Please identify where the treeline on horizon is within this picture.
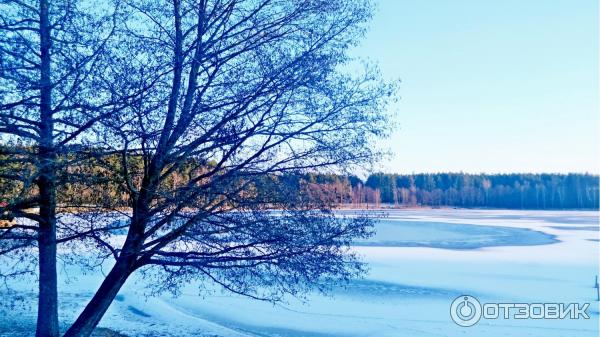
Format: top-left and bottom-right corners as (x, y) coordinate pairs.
(306, 172), (599, 210)
(1, 147), (598, 210)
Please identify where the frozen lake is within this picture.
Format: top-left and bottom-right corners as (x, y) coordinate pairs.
(356, 219), (558, 249)
(1, 209), (598, 336)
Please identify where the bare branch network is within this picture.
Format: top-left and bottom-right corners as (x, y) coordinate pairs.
(0, 1), (395, 336)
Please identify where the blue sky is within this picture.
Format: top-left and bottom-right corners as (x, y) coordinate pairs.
(353, 0), (598, 174)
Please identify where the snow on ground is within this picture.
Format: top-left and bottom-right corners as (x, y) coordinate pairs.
(1, 209), (598, 336)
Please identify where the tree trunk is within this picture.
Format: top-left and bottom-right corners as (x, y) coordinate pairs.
(36, 207), (58, 337)
(63, 259), (133, 337)
(35, 0), (59, 336)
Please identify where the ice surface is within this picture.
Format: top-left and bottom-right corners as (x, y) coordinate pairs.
(1, 209), (598, 337)
(355, 219), (559, 249)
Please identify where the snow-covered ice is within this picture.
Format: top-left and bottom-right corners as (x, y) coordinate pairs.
(1, 209), (598, 336)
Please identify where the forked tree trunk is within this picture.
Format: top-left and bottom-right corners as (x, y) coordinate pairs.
(63, 258), (134, 337)
(35, 0), (59, 336)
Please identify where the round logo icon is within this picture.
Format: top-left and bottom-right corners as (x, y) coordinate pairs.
(450, 295), (482, 327)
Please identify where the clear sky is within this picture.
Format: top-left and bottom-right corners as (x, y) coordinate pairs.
(352, 0), (599, 174)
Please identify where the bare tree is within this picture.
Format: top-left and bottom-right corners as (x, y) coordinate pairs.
(58, 0), (394, 337)
(59, 1), (395, 336)
(1, 0), (394, 335)
(0, 1), (123, 336)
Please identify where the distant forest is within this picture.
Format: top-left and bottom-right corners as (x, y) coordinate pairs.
(2, 149), (598, 210)
(307, 173), (599, 210)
